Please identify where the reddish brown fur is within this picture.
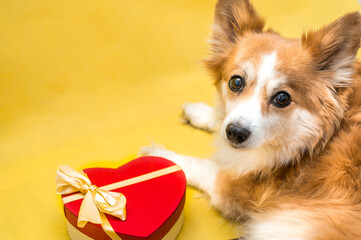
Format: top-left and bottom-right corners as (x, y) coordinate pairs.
(206, 0), (361, 239)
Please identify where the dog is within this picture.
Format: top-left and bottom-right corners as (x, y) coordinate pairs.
(141, 0), (361, 239)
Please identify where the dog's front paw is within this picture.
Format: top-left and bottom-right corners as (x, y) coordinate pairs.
(139, 145), (187, 169)
(182, 102), (215, 132)
(139, 144), (175, 159)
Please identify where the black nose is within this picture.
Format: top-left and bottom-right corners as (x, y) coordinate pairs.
(226, 123), (250, 144)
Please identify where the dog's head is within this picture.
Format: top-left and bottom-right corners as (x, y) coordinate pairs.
(206, 0), (361, 170)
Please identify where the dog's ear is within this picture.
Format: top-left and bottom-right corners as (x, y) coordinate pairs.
(302, 12), (361, 88)
(205, 0), (265, 82)
(213, 0), (265, 44)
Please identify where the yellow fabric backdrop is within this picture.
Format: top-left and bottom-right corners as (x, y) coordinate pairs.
(0, 0), (360, 239)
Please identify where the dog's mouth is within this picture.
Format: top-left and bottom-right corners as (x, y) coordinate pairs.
(228, 141), (247, 149)
(226, 137), (262, 150)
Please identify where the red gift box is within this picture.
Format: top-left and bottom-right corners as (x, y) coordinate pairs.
(56, 156), (187, 240)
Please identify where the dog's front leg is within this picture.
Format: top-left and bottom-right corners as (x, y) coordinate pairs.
(140, 145), (219, 197)
(182, 102), (217, 132)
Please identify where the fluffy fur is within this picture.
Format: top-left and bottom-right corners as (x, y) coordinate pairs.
(141, 1), (361, 239)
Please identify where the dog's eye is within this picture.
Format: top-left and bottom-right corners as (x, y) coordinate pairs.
(272, 91), (291, 108)
(229, 75), (245, 92)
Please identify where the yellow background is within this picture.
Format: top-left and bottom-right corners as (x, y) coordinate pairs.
(0, 0), (360, 239)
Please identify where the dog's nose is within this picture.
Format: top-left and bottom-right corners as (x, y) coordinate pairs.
(226, 123), (250, 144)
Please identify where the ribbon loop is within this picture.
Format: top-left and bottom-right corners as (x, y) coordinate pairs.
(56, 165), (126, 240)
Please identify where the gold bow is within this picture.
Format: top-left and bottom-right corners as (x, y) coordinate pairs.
(56, 165), (126, 240)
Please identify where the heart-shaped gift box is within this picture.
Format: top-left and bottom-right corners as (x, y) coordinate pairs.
(57, 156), (186, 240)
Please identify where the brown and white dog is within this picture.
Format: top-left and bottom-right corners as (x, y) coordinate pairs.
(141, 0), (361, 239)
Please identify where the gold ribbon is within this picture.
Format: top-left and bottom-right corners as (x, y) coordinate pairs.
(56, 164), (182, 240)
(56, 165), (126, 240)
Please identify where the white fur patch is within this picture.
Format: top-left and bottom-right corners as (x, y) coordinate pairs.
(213, 133), (276, 176)
(333, 56), (354, 87)
(245, 209), (316, 240)
(290, 108), (321, 142)
(257, 52), (277, 87)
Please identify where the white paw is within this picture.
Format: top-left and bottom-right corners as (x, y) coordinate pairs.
(139, 145), (175, 159)
(182, 102), (215, 131)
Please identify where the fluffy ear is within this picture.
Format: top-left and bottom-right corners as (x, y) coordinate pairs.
(213, 0), (265, 44)
(302, 12), (361, 87)
(205, 0), (265, 81)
